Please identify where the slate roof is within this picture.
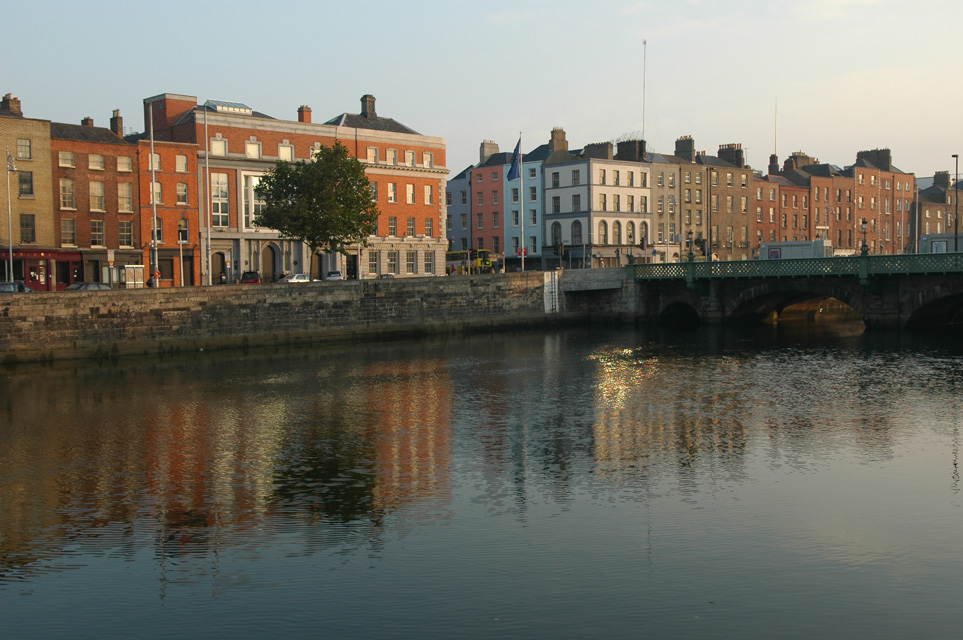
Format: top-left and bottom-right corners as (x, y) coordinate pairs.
(323, 112), (420, 135)
(451, 165), (473, 181)
(478, 151), (514, 168)
(694, 155), (736, 168)
(51, 122), (130, 145)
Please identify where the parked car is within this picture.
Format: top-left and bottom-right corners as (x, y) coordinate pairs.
(240, 271), (262, 284)
(376, 273), (395, 279)
(64, 282), (112, 292)
(279, 273), (311, 283)
(324, 271), (344, 281)
(0, 280), (35, 293)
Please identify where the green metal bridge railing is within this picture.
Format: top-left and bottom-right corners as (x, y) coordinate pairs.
(627, 253), (963, 286)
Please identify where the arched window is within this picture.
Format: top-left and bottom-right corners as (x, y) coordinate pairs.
(627, 222), (635, 245)
(177, 217), (189, 243)
(552, 222), (562, 246)
(612, 221), (621, 245)
(598, 221), (608, 245)
(572, 220), (583, 245)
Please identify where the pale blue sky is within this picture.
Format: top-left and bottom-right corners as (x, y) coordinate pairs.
(6, 0), (961, 179)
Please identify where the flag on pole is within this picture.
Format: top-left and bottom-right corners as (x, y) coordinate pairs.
(506, 138), (521, 181)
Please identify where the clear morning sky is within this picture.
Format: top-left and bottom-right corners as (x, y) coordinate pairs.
(5, 0), (961, 180)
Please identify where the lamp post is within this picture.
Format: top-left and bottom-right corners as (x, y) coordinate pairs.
(5, 148), (15, 283)
(953, 153), (959, 253)
(178, 214), (188, 286)
(860, 218), (869, 256)
(687, 230), (694, 262)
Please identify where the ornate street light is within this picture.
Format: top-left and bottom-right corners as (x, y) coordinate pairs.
(687, 230), (694, 262)
(860, 218), (869, 255)
(953, 154), (959, 253)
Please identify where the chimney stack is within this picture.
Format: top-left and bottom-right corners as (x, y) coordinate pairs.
(675, 136), (695, 162)
(298, 105), (312, 123)
(769, 154), (780, 176)
(549, 127), (568, 154)
(935, 171), (951, 189)
(81, 116), (94, 127)
(479, 140), (499, 164)
(110, 109), (123, 136)
(2, 93), (23, 116)
(361, 94), (376, 119)
(718, 143), (746, 168)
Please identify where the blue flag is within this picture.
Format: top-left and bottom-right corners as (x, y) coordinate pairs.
(506, 138), (521, 181)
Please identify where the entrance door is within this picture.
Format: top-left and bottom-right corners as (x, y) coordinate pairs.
(261, 245), (277, 282)
(213, 252), (226, 284)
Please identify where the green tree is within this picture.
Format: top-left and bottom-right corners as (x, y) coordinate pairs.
(254, 142), (380, 267)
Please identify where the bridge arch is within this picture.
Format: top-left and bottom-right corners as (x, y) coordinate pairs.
(724, 280), (863, 325)
(903, 283), (963, 329)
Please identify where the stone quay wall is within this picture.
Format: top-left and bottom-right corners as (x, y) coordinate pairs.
(0, 272), (605, 364)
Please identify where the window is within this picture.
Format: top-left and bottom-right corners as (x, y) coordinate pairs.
(614, 170), (621, 186)
(367, 147), (379, 163)
(245, 141), (261, 159)
(62, 218), (76, 246)
(406, 151), (415, 167)
(178, 218), (189, 243)
(460, 213), (467, 230)
(368, 251), (380, 275)
(60, 178), (75, 208)
(406, 184), (415, 204)
(668, 174), (675, 188)
(152, 181), (162, 205)
(177, 183), (188, 205)
(406, 251), (417, 274)
(695, 172), (701, 185)
(512, 210), (520, 226)
(530, 186), (536, 201)
(119, 220), (133, 248)
(425, 185), (433, 204)
(150, 153), (161, 171)
(573, 194), (581, 211)
(423, 152), (433, 168)
(371, 182), (378, 203)
(476, 213), (483, 229)
(741, 196), (748, 213)
(629, 172), (635, 187)
(477, 191), (483, 206)
(492, 191), (499, 205)
(59, 151), (75, 167)
(17, 139), (31, 160)
(598, 221), (608, 244)
(278, 145), (294, 162)
(211, 173), (229, 226)
(388, 183), (397, 203)
(461, 191), (467, 205)
(509, 187), (518, 203)
(572, 220), (583, 244)
(424, 251), (434, 274)
(600, 193), (607, 211)
(117, 156), (132, 172)
(529, 168), (536, 179)
(242, 176), (265, 227)
(18, 171), (33, 197)
(90, 181), (105, 210)
(726, 172), (733, 187)
(493, 236), (500, 254)
(657, 172), (664, 187)
(407, 217), (416, 236)
(388, 149), (398, 165)
(152, 217), (163, 244)
(118, 182), (133, 211)
(552, 172), (560, 188)
(91, 220), (105, 247)
(388, 216), (398, 236)
(600, 169), (606, 185)
(176, 155), (188, 172)
(425, 218), (434, 238)
(446, 191), (451, 206)
(389, 251), (399, 274)
(627, 195), (634, 211)
(20, 214), (36, 244)
(492, 213), (499, 228)
(530, 209), (537, 226)
(475, 172), (482, 182)
(572, 170), (580, 185)
(89, 154), (104, 170)
(627, 222), (635, 245)
(685, 188), (691, 203)
(612, 221), (622, 244)
(552, 196), (560, 214)
(741, 174), (748, 188)
(211, 138), (227, 156)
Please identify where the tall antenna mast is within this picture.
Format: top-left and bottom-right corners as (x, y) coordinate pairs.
(642, 40), (647, 143)
(774, 97), (778, 156)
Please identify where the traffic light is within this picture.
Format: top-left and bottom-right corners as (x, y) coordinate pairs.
(553, 242), (565, 257)
(639, 237), (647, 251)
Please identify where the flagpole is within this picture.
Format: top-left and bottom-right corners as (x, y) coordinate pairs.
(519, 132), (525, 273)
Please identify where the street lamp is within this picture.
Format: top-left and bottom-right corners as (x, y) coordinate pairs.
(687, 230), (694, 262)
(953, 154), (959, 253)
(178, 214), (188, 286)
(860, 218), (869, 255)
(5, 148), (15, 283)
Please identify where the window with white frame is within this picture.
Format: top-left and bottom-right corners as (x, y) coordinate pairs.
(529, 168), (536, 179)
(19, 214), (36, 244)
(59, 151), (74, 167)
(243, 175), (265, 228)
(117, 156), (132, 172)
(152, 181), (162, 205)
(150, 153), (161, 171)
(211, 173), (229, 226)
(89, 181), (105, 211)
(424, 251), (434, 274)
(89, 154), (104, 170)
(245, 141), (261, 159)
(388, 216), (397, 235)
(91, 220), (105, 247)
(406, 251), (417, 274)
(387, 149), (398, 165)
(388, 251), (399, 274)
(406, 184), (415, 204)
(530, 209), (536, 226)
(407, 217), (416, 236)
(60, 178), (75, 208)
(177, 183), (188, 205)
(422, 152), (433, 168)
(62, 218), (76, 246)
(367, 147), (379, 163)
(17, 139), (31, 160)
(119, 220), (133, 248)
(425, 218), (434, 238)
(211, 137), (227, 156)
(405, 151), (415, 167)
(279, 144), (294, 162)
(388, 183), (397, 203)
(368, 250), (380, 275)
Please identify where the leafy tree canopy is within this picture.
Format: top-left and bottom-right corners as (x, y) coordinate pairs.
(254, 142), (380, 256)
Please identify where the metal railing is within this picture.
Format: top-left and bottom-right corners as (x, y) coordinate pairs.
(627, 253), (963, 282)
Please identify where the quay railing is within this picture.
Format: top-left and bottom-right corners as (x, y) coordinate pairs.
(627, 253), (963, 285)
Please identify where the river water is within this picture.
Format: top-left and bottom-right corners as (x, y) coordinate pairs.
(2, 323), (963, 638)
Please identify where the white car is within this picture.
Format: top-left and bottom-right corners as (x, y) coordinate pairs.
(279, 273), (311, 283)
(324, 271), (344, 281)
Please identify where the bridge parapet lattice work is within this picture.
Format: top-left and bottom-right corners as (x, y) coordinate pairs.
(628, 253), (963, 281)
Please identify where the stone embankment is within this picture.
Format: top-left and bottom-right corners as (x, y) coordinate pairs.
(1, 271), (623, 364)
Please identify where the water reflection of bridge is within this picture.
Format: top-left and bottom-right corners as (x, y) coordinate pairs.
(626, 253), (963, 329)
